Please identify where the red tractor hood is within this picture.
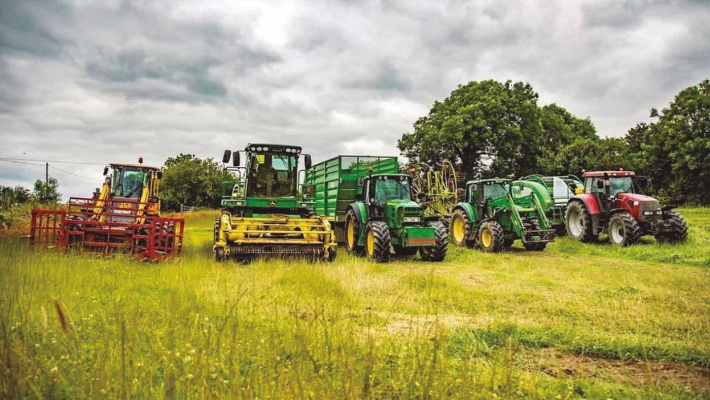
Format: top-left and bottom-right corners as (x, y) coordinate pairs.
(616, 193), (657, 203)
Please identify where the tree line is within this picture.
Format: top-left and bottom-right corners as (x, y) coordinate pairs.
(399, 79), (709, 204)
(2, 79), (707, 216)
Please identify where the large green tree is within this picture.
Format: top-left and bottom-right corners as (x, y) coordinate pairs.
(542, 137), (632, 178)
(160, 154), (224, 211)
(537, 104), (598, 175)
(627, 79), (710, 204)
(398, 80), (543, 179)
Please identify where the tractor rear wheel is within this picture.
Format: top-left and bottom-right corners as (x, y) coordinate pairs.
(477, 221), (504, 253)
(608, 212), (641, 247)
(450, 209), (472, 247)
(656, 211), (688, 243)
(565, 201), (597, 242)
(365, 220), (391, 263)
(523, 220), (547, 251)
(345, 209), (365, 256)
(420, 221), (448, 262)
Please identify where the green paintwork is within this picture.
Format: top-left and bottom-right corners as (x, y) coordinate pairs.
(455, 178), (554, 245)
(306, 155), (439, 251)
(519, 175), (583, 229)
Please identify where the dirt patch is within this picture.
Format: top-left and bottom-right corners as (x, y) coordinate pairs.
(462, 273), (486, 286)
(532, 348), (710, 394)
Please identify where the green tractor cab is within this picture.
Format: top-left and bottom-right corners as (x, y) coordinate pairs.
(304, 156), (447, 263)
(450, 178), (554, 252)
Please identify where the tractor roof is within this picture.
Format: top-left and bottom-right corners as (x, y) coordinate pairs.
(465, 178), (511, 185)
(109, 163), (160, 170)
(583, 171), (636, 178)
(245, 144), (302, 154)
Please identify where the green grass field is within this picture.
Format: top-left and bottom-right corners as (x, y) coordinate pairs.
(1, 208), (709, 399)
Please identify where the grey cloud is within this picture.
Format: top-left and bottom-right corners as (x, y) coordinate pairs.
(0, 0), (708, 198)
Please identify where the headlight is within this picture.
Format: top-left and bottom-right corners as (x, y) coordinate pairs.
(633, 201), (639, 206)
(235, 200), (244, 206)
(403, 216), (421, 223)
(643, 211), (652, 216)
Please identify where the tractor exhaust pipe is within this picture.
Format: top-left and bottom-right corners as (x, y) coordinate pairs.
(603, 172), (611, 198)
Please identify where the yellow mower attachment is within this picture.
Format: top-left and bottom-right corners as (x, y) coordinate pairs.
(214, 212), (336, 262)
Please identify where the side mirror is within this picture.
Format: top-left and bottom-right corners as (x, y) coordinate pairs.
(304, 154), (312, 170)
(103, 167), (108, 176)
(222, 150), (231, 164)
(157, 171), (163, 179)
(233, 151), (240, 167)
(596, 180), (604, 189)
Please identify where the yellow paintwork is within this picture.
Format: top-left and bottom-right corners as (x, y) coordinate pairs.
(452, 216), (465, 243)
(347, 220), (355, 248)
(481, 228), (492, 247)
(366, 229), (375, 256)
(95, 163), (163, 223)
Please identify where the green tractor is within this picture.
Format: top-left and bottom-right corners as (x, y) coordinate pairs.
(450, 178), (555, 252)
(214, 144), (337, 262)
(304, 155), (447, 263)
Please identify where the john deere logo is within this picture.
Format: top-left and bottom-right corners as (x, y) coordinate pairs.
(269, 200), (276, 207)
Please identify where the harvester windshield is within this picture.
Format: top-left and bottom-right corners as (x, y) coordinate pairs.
(374, 177), (412, 203)
(248, 153), (297, 197)
(111, 166), (147, 198)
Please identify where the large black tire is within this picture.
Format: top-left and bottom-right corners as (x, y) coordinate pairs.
(656, 211), (689, 244)
(393, 245), (419, 256)
(327, 247), (337, 262)
(607, 212), (641, 247)
(477, 221), (505, 253)
(420, 221), (448, 262)
(345, 209), (365, 256)
(213, 218), (221, 244)
(365, 220), (391, 263)
(522, 219), (547, 251)
(450, 209), (473, 247)
(565, 201), (597, 242)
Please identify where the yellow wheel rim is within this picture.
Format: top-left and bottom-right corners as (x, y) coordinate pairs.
(481, 228), (492, 247)
(452, 216), (465, 243)
(347, 221), (355, 248)
(366, 230), (375, 256)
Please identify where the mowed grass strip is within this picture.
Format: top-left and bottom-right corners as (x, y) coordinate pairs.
(0, 208), (709, 399)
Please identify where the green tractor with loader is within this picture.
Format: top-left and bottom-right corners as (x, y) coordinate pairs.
(450, 178), (555, 252)
(304, 155), (448, 263)
(214, 144), (337, 262)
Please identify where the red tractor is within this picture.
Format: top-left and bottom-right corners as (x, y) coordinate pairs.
(565, 170), (688, 246)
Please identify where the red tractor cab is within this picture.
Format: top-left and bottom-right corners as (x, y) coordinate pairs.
(565, 170), (688, 246)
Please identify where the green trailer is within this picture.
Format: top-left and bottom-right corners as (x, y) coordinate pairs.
(304, 155), (447, 263)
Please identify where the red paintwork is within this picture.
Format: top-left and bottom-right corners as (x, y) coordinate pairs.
(614, 192), (657, 219)
(572, 193), (601, 214)
(583, 171), (636, 178)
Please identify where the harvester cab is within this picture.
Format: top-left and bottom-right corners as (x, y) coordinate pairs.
(29, 159), (184, 261)
(214, 144), (336, 262)
(303, 155), (448, 263)
(450, 178), (554, 252)
(565, 170), (688, 246)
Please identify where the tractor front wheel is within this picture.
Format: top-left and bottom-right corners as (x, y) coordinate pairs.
(477, 221), (504, 253)
(420, 221), (448, 262)
(608, 212), (641, 247)
(450, 209), (473, 247)
(565, 201), (597, 242)
(656, 211), (688, 244)
(365, 220), (391, 263)
(345, 209), (365, 256)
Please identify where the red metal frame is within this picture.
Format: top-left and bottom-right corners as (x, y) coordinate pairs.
(30, 197), (184, 261)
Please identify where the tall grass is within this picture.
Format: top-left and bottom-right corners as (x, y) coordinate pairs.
(1, 209), (709, 398)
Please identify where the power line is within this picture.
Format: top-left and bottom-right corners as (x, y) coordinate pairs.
(48, 165), (98, 183)
(0, 159), (45, 166)
(0, 157), (105, 165)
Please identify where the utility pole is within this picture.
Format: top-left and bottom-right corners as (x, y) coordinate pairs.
(45, 162), (49, 186)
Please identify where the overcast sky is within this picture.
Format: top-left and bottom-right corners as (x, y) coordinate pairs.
(1, 0), (708, 198)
